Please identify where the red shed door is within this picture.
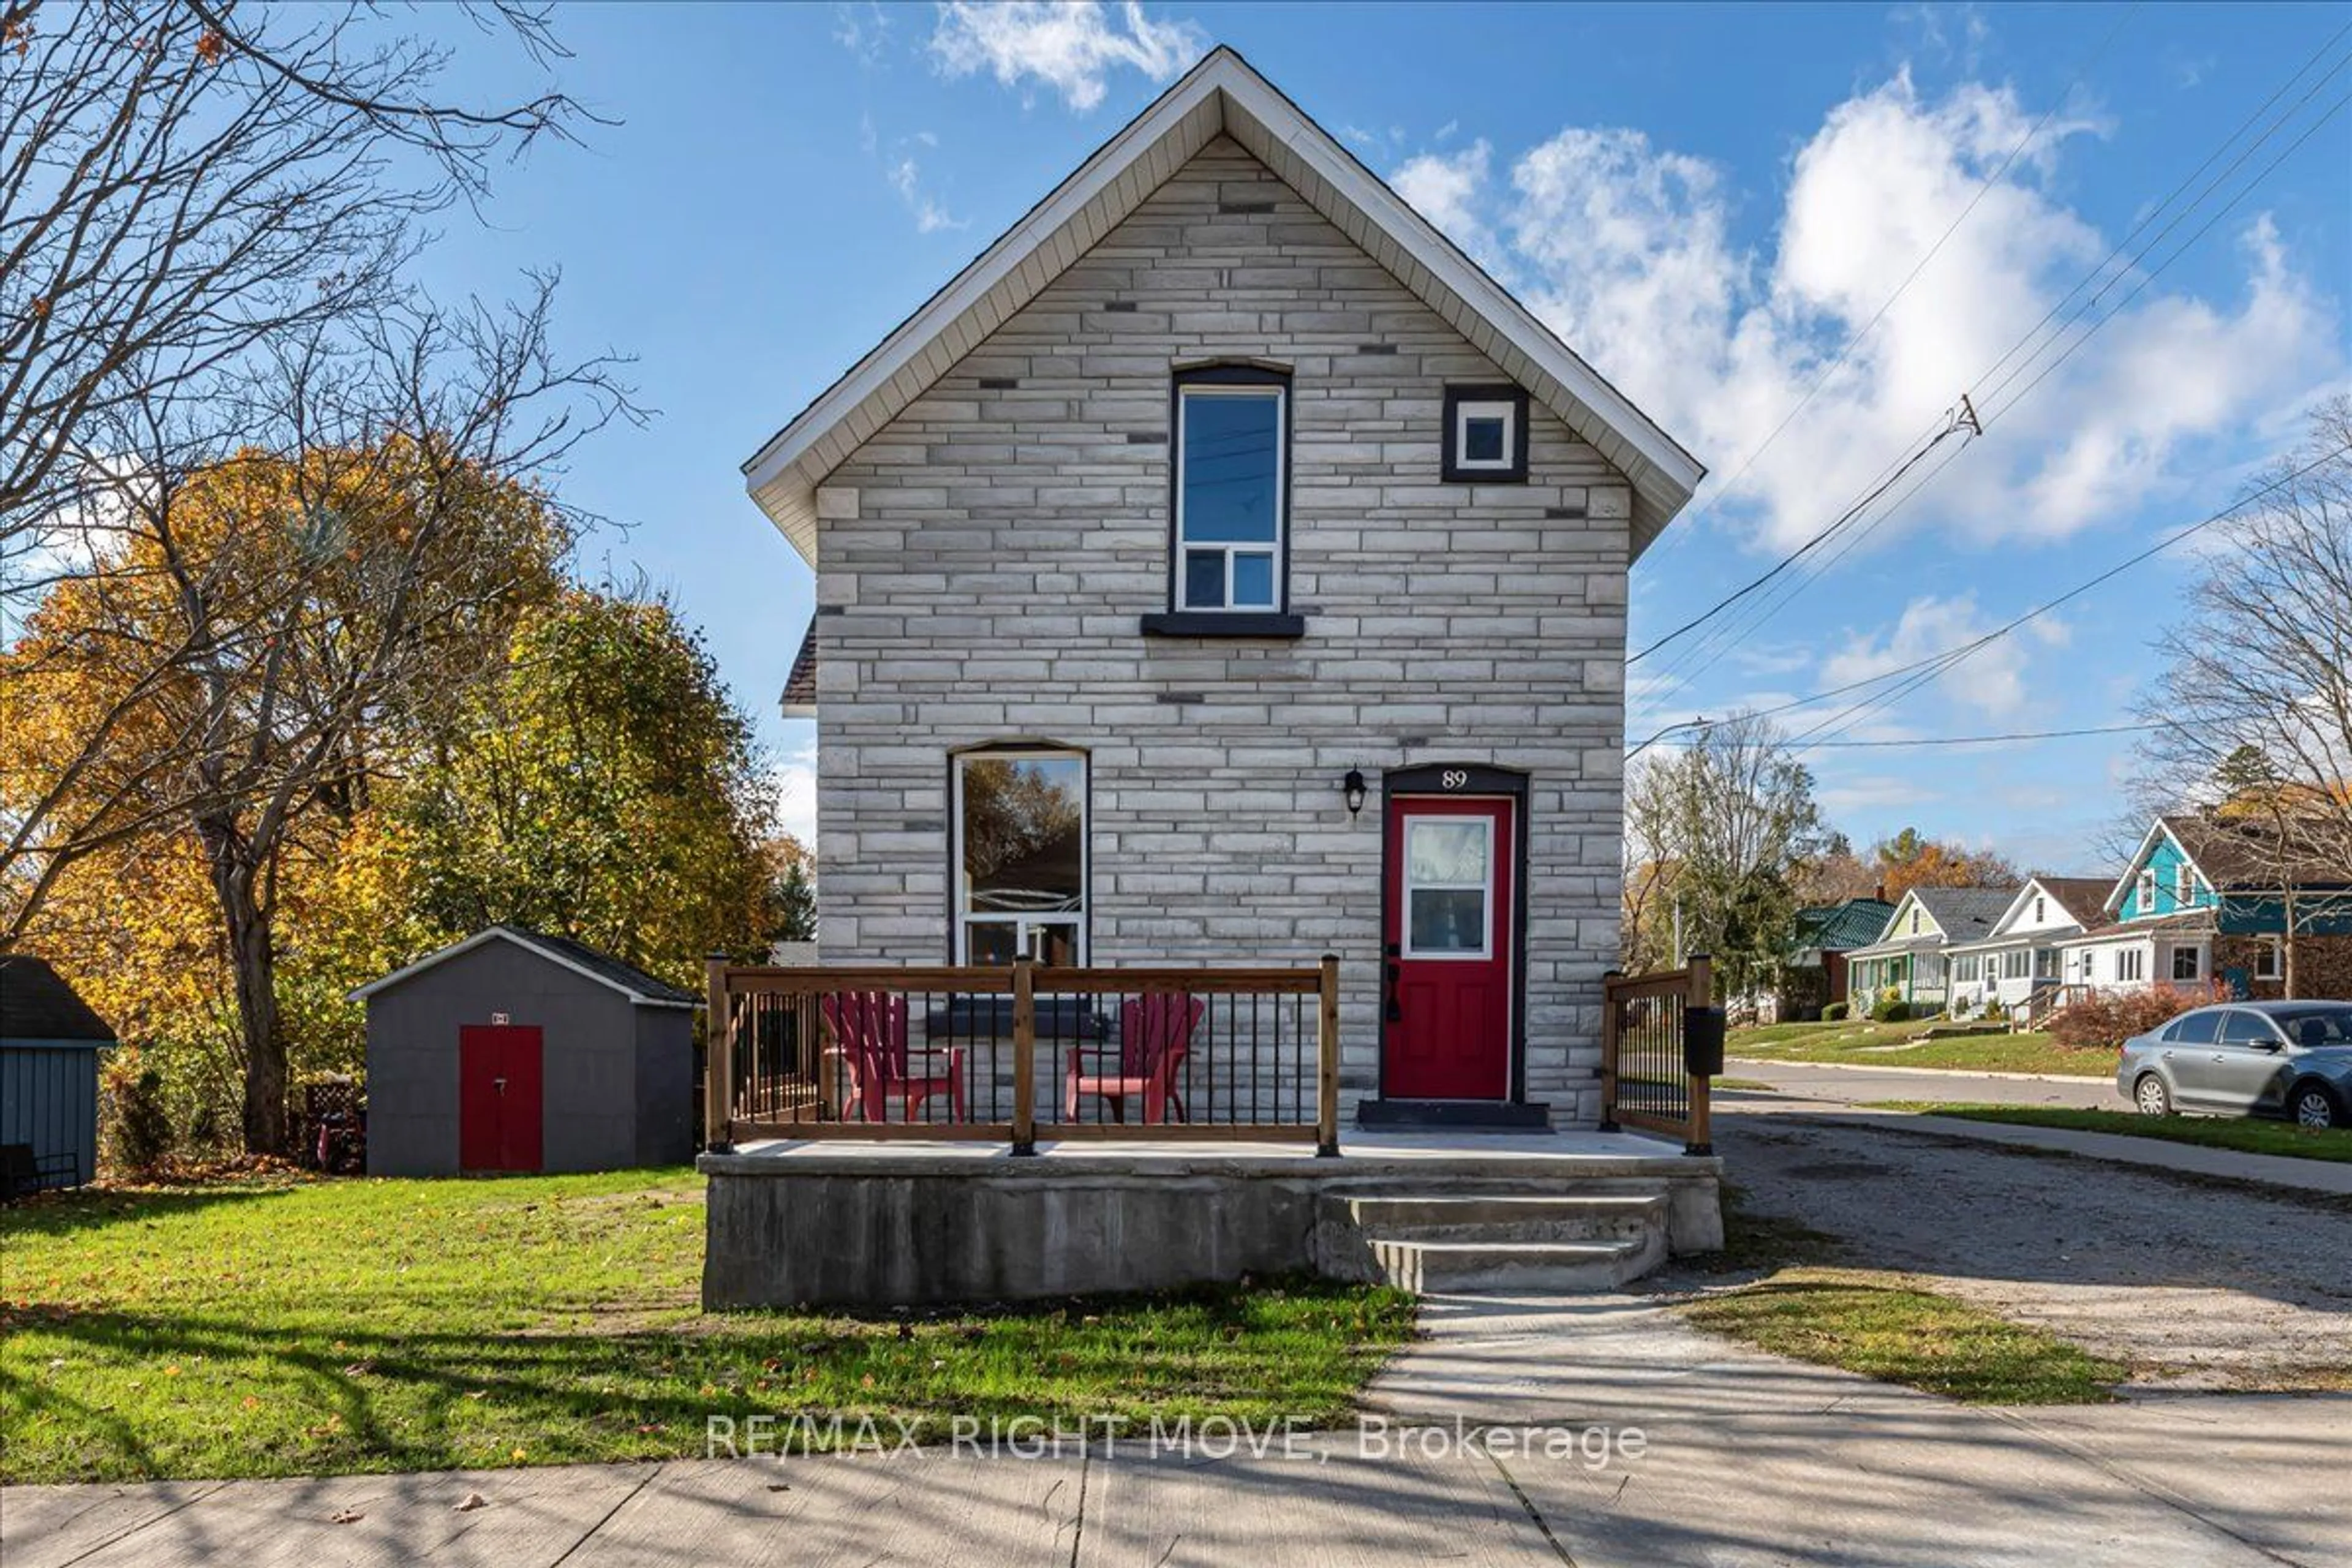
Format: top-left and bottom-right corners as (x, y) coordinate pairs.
(1382, 796), (1515, 1100)
(458, 1025), (543, 1172)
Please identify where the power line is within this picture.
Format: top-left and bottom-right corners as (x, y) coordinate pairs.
(1640, 4), (2140, 576)
(1651, 721), (2164, 752)
(1629, 445), (2348, 756)
(1628, 26), (2352, 712)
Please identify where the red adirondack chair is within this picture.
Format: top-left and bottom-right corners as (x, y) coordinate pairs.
(1065, 993), (1204, 1124)
(821, 992), (965, 1123)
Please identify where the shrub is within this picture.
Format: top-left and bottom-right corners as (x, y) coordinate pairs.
(103, 1052), (175, 1174)
(2048, 986), (2211, 1052)
(1871, 991), (1912, 1023)
(1822, 1001), (1849, 1022)
(1983, 998), (2008, 1022)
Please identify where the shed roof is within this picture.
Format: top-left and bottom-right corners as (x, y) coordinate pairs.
(347, 926), (701, 1008)
(0, 954), (118, 1045)
(741, 46), (1703, 567)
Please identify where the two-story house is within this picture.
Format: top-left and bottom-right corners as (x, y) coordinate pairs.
(1943, 875), (2109, 1019)
(745, 48), (1703, 1129)
(2057, 814), (2352, 1001)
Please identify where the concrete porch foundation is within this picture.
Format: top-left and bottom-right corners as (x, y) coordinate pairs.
(699, 1131), (1722, 1309)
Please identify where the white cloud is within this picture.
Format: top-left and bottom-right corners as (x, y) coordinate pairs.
(886, 156), (967, 234)
(1401, 70), (2340, 556)
(1819, 592), (2068, 721)
(1391, 140), (1496, 267)
(774, 743), (818, 847)
(930, 1), (1205, 113)
(832, 2), (892, 66)
(1817, 774), (1939, 815)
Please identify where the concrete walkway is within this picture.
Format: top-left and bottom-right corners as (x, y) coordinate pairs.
(9, 1295), (2346, 1566)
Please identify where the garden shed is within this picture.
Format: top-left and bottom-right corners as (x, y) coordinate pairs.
(352, 926), (699, 1177)
(1, 954), (115, 1193)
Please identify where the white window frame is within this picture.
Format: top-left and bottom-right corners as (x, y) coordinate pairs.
(2255, 937), (2283, 980)
(1174, 382), (1286, 613)
(1450, 399), (1519, 473)
(2118, 948), (2144, 982)
(2034, 895), (2046, 924)
(951, 748), (1088, 965)
(2175, 863), (2196, 906)
(2138, 869), (2157, 914)
(1400, 814), (1494, 962)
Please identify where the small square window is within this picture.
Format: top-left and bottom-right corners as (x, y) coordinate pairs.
(1441, 385), (1529, 483)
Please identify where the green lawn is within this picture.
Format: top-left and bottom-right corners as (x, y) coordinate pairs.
(1728, 1018), (2116, 1077)
(1863, 1102), (2352, 1164)
(1675, 1186), (2124, 1404)
(0, 1171), (1413, 1484)
(1681, 1271), (2125, 1404)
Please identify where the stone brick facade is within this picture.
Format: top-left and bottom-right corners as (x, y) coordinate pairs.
(810, 138), (1638, 1125)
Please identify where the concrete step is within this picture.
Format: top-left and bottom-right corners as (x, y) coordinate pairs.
(1365, 1235), (1662, 1294)
(1330, 1193), (1664, 1245)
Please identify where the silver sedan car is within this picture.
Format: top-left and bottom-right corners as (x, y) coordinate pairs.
(2116, 1001), (2352, 1128)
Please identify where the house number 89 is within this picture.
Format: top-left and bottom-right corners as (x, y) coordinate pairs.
(1441, 769), (1468, 790)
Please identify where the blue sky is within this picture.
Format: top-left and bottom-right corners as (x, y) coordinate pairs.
(410, 2), (2351, 875)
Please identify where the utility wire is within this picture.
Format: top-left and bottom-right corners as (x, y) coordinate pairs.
(1630, 24), (2352, 709)
(1649, 721), (2165, 751)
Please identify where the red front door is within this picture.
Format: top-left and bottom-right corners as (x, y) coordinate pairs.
(458, 1025), (543, 1172)
(1382, 796), (1515, 1099)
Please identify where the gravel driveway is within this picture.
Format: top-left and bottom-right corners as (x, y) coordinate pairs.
(1709, 1107), (2352, 1389)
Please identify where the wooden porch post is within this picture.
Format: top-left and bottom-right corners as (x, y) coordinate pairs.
(1316, 952), (1341, 1157)
(1597, 970), (1622, 1133)
(1011, 956), (1037, 1156)
(704, 954), (733, 1153)
(1685, 953), (1714, 1157)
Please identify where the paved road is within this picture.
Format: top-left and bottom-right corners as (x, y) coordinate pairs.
(10, 1294), (2346, 1567)
(1724, 1058), (2119, 1109)
(1713, 1098), (2352, 1384)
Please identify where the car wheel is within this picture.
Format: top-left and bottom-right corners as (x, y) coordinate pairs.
(2290, 1082), (2340, 1130)
(2134, 1074), (2174, 1117)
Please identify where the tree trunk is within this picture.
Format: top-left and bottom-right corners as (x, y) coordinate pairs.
(200, 815), (288, 1155)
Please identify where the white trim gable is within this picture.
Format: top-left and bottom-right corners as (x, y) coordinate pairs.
(741, 47), (1704, 568)
(1977, 876), (2089, 943)
(2101, 818), (2218, 919)
(345, 928), (700, 1009)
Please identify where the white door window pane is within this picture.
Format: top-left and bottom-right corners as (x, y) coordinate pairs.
(1403, 816), (1493, 959)
(1408, 820), (1488, 884)
(1409, 889), (1486, 954)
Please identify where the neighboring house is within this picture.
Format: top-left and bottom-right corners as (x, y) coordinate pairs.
(745, 48), (1704, 1128)
(2056, 815), (2352, 1002)
(1843, 886), (2016, 1014)
(0, 954), (113, 1191)
(1776, 897), (1896, 1020)
(1942, 876), (2109, 1018)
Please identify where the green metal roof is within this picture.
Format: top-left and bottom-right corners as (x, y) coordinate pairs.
(1793, 899), (1896, 952)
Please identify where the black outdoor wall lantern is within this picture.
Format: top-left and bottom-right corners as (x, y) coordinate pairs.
(1341, 768), (1368, 818)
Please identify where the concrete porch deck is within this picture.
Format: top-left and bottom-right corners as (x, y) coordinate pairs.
(699, 1130), (1724, 1309)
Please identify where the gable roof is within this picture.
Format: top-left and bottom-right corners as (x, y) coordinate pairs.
(1793, 899), (1896, 953)
(347, 926), (700, 1008)
(1959, 874), (2111, 946)
(0, 954), (117, 1044)
(780, 624), (817, 719)
(1852, 885), (2016, 953)
(742, 47), (1703, 568)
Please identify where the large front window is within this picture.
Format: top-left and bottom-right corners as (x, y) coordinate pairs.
(953, 749), (1087, 964)
(1174, 371), (1286, 612)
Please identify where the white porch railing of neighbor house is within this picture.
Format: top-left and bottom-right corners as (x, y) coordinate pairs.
(703, 956), (1341, 1156)
(1601, 955), (1723, 1156)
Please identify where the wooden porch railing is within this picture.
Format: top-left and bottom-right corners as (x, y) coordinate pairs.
(1600, 954), (1721, 1155)
(704, 956), (1341, 1156)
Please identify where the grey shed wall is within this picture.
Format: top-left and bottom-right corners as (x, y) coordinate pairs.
(364, 937), (692, 1177)
(0, 1044), (102, 1186)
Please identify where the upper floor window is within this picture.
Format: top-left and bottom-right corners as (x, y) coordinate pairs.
(952, 747), (1088, 965)
(1173, 368), (1287, 614)
(2034, 895), (2046, 923)
(2138, 869), (2157, 914)
(1909, 908), (1921, 935)
(1441, 385), (1530, 483)
(2175, 863), (2196, 905)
